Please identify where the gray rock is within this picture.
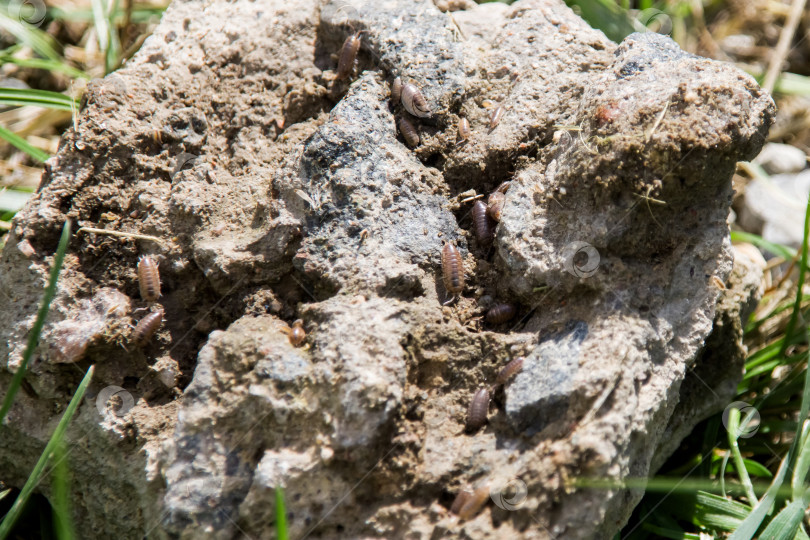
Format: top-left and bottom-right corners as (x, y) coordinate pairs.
(743, 170), (810, 247)
(754, 142), (807, 175)
(0, 0), (773, 539)
(506, 321), (588, 435)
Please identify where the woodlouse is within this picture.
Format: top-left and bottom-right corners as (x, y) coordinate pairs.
(132, 308), (164, 346)
(466, 387), (490, 431)
(398, 116), (420, 147)
(471, 200), (493, 245)
(487, 191), (505, 222)
(450, 490), (472, 515)
(495, 181), (511, 194)
(456, 486), (490, 520)
(496, 357), (524, 385)
(337, 31), (364, 80)
(401, 82), (431, 118)
(711, 275), (727, 290)
(137, 256), (161, 302)
(489, 105), (505, 129)
(441, 243), (465, 299)
(391, 76), (402, 103)
(289, 319), (306, 347)
(486, 303), (515, 324)
(457, 117), (471, 143)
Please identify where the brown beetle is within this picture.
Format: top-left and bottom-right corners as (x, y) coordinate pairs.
(466, 387), (490, 431)
(132, 308), (164, 346)
(471, 200), (494, 245)
(391, 76), (402, 103)
(398, 116), (420, 147)
(289, 319), (306, 347)
(485, 303), (515, 324)
(496, 357), (524, 385)
(337, 31), (364, 80)
(441, 243), (465, 301)
(487, 191), (505, 222)
(137, 256), (161, 302)
(401, 82), (431, 118)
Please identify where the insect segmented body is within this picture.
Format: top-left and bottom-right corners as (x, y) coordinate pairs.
(486, 303), (515, 324)
(132, 308), (164, 346)
(337, 31), (364, 80)
(466, 387), (490, 431)
(457, 117), (471, 143)
(450, 490), (472, 515)
(289, 319), (306, 347)
(398, 116), (420, 147)
(456, 486), (490, 520)
(401, 83), (431, 118)
(137, 256), (161, 302)
(391, 77), (402, 103)
(495, 181), (511, 194)
(471, 200), (493, 245)
(489, 105), (505, 129)
(487, 191), (505, 222)
(441, 243), (465, 299)
(496, 357), (524, 385)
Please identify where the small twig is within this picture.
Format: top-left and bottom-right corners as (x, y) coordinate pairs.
(76, 227), (165, 244)
(763, 0), (808, 94)
(645, 101), (669, 142)
(448, 13), (466, 41)
(578, 126), (597, 155)
(633, 186), (666, 230)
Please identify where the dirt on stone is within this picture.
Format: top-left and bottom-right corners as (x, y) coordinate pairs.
(0, 0), (773, 538)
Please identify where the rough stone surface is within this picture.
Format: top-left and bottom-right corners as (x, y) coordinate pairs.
(0, 0), (773, 538)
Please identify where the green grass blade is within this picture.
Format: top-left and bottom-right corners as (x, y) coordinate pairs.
(91, 0), (110, 53)
(729, 449), (792, 540)
(89, 0), (119, 73)
(780, 198), (810, 358)
(0, 10), (61, 62)
(731, 231), (796, 260)
(105, 0), (122, 73)
(758, 498), (806, 539)
(0, 54), (87, 80)
(51, 439), (75, 540)
(563, 0), (637, 42)
(0, 123), (50, 162)
(641, 523), (703, 539)
(275, 486), (288, 540)
(792, 422), (810, 498)
(694, 490), (751, 530)
(0, 365), (94, 539)
(0, 219), (70, 424)
(737, 459), (774, 479)
(773, 72), (810, 96)
(0, 88), (77, 111)
(727, 407), (758, 505)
